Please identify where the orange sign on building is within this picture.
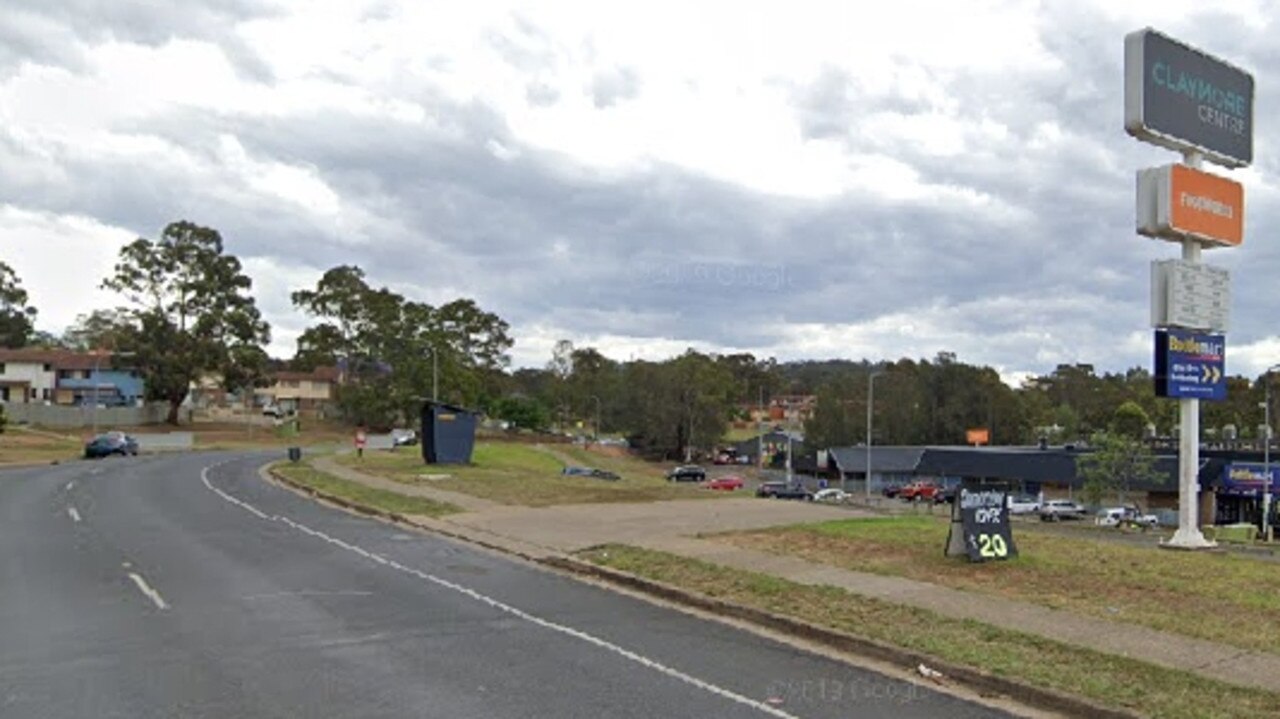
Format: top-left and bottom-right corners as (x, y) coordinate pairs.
(1137, 164), (1244, 247)
(966, 428), (990, 446)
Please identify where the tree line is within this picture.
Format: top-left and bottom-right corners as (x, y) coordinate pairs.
(2, 220), (1276, 449)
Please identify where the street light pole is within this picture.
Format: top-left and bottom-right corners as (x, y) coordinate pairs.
(90, 353), (102, 436)
(590, 395), (602, 441)
(423, 346), (438, 403)
(865, 370), (883, 502)
(1263, 365), (1280, 541)
(90, 350), (135, 435)
(757, 385), (764, 469)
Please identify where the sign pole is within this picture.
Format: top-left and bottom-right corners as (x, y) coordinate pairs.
(1167, 150), (1214, 549)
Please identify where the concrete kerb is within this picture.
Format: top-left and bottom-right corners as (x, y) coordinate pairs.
(257, 459), (1140, 719)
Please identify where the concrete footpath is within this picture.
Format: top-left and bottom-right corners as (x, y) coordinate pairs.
(306, 455), (1279, 694)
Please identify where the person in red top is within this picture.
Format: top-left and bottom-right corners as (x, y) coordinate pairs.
(355, 425), (367, 459)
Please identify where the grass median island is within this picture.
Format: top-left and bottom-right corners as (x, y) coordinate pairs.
(336, 441), (728, 506)
(579, 544), (1280, 719)
(271, 460), (459, 517)
(717, 516), (1280, 655)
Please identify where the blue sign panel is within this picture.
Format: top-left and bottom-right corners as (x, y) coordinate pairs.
(1222, 463), (1280, 494)
(1154, 329), (1226, 400)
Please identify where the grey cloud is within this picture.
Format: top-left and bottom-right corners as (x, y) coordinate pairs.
(0, 0), (279, 79)
(588, 66), (639, 108)
(526, 82), (560, 106)
(4, 4), (1280, 377)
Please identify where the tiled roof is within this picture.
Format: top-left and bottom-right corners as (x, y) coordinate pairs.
(0, 348), (125, 370)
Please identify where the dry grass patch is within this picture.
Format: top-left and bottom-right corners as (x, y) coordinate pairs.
(272, 460), (459, 517)
(337, 441), (728, 507)
(0, 427), (82, 465)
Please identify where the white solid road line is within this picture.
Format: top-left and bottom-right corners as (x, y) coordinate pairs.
(201, 460), (799, 719)
(67, 507), (81, 523)
(128, 572), (170, 610)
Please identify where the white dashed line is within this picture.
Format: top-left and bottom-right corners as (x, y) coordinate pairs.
(65, 481), (75, 491)
(67, 507), (81, 523)
(201, 460), (798, 719)
(127, 572), (169, 610)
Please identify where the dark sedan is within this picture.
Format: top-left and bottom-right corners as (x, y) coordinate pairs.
(84, 431), (139, 459)
(755, 481), (812, 501)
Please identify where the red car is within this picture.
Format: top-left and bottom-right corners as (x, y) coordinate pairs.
(705, 475), (745, 491)
(898, 481), (941, 501)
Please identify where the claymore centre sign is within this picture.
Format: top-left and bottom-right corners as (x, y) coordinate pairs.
(1125, 28), (1254, 168)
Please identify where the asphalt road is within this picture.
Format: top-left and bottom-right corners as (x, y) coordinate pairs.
(0, 452), (1015, 718)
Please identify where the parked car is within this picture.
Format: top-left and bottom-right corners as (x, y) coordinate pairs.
(84, 431), (139, 459)
(705, 475), (744, 491)
(813, 488), (850, 503)
(666, 465), (707, 482)
(1007, 496), (1042, 515)
(1096, 506), (1159, 528)
(562, 466), (620, 481)
(898, 481), (941, 501)
(391, 429), (418, 447)
(933, 486), (957, 504)
(1039, 499), (1088, 521)
(881, 483), (905, 499)
(713, 453), (735, 465)
(756, 481), (812, 500)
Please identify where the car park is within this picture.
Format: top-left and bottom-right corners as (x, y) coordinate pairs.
(84, 431), (139, 459)
(756, 481), (812, 500)
(666, 465), (707, 482)
(1039, 499), (1088, 521)
(705, 475), (744, 491)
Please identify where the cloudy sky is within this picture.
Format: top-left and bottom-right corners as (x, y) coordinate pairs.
(2, 0), (1277, 383)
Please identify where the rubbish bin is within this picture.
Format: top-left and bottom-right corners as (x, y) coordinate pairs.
(288, 447), (302, 463)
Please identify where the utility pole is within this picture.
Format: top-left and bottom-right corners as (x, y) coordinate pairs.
(865, 370), (883, 502)
(1263, 365), (1280, 541)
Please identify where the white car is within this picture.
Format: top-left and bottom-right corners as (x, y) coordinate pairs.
(813, 488), (850, 503)
(1007, 496), (1041, 515)
(1096, 507), (1159, 528)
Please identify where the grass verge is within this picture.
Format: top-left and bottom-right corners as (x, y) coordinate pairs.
(716, 516), (1280, 654)
(579, 544), (1280, 719)
(272, 460), (459, 517)
(0, 427), (82, 466)
(336, 441), (727, 506)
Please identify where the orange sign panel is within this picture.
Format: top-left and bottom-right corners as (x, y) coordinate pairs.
(966, 428), (990, 446)
(1167, 164), (1244, 247)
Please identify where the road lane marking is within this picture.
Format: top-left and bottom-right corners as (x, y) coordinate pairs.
(202, 460), (798, 719)
(67, 507), (81, 523)
(65, 481), (74, 491)
(128, 572), (169, 610)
